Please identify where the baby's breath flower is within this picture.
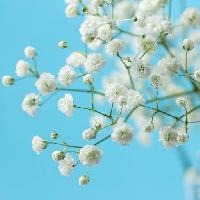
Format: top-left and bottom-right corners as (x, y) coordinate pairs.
(176, 97), (188, 108)
(2, 75), (14, 86)
(194, 69), (200, 82)
(58, 65), (75, 86)
(106, 39), (124, 55)
(65, 4), (79, 18)
(52, 151), (65, 161)
(16, 60), (29, 77)
(66, 52), (86, 67)
(79, 175), (89, 186)
(24, 46), (37, 59)
(58, 154), (75, 176)
(183, 38), (194, 51)
(58, 41), (68, 48)
(22, 93), (40, 116)
(35, 73), (57, 96)
(82, 128), (96, 140)
(79, 145), (102, 166)
(83, 74), (94, 84)
(57, 94), (74, 117)
(111, 122), (134, 145)
(32, 136), (47, 154)
(151, 74), (162, 88)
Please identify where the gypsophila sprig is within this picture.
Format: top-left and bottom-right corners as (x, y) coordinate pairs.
(3, 0), (200, 188)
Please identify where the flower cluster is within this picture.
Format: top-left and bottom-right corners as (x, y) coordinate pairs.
(2, 0), (200, 187)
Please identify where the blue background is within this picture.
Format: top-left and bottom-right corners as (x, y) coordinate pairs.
(1, 0), (200, 200)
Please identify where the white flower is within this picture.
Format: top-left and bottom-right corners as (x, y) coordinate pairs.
(177, 133), (189, 145)
(176, 97), (188, 108)
(97, 24), (112, 42)
(111, 122), (134, 145)
(22, 93), (40, 116)
(35, 73), (57, 96)
(131, 58), (151, 79)
(182, 38), (194, 51)
(16, 60), (29, 77)
(158, 19), (174, 35)
(66, 52), (86, 67)
(2, 75), (14, 86)
(151, 74), (162, 88)
(90, 115), (105, 130)
(105, 84), (128, 104)
(52, 151), (65, 161)
(106, 39), (124, 55)
(82, 128), (96, 140)
(57, 94), (74, 117)
(194, 70), (200, 82)
(126, 89), (146, 109)
(180, 7), (200, 27)
(24, 46), (37, 59)
(79, 175), (89, 186)
(58, 41), (68, 48)
(139, 35), (156, 53)
(32, 136), (47, 154)
(143, 123), (154, 133)
(159, 126), (178, 148)
(83, 74), (94, 84)
(118, 96), (127, 107)
(84, 53), (105, 73)
(65, 4), (78, 18)
(157, 57), (180, 76)
(79, 145), (102, 166)
(58, 65), (75, 86)
(58, 154), (75, 176)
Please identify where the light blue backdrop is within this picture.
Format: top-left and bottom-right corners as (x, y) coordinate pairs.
(1, 1), (200, 200)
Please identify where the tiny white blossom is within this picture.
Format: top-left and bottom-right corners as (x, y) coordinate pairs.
(52, 151), (65, 161)
(180, 7), (200, 27)
(105, 84), (128, 104)
(79, 145), (102, 166)
(158, 19), (174, 35)
(66, 52), (86, 67)
(58, 65), (75, 86)
(159, 126), (178, 148)
(16, 60), (29, 77)
(84, 53), (105, 73)
(58, 41), (68, 48)
(57, 94), (74, 117)
(90, 115), (105, 130)
(131, 58), (151, 79)
(32, 136), (47, 154)
(97, 24), (112, 42)
(35, 73), (57, 96)
(83, 74), (94, 84)
(2, 75), (14, 86)
(58, 154), (75, 176)
(182, 38), (194, 51)
(157, 57), (180, 76)
(126, 89), (146, 109)
(24, 46), (37, 59)
(65, 4), (79, 18)
(106, 39), (124, 55)
(177, 133), (189, 145)
(79, 175), (89, 186)
(22, 93), (40, 116)
(111, 122), (134, 145)
(82, 128), (96, 140)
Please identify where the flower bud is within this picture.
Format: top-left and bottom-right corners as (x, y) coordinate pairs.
(51, 132), (58, 139)
(52, 151), (65, 161)
(151, 74), (162, 88)
(183, 38), (194, 51)
(83, 74), (93, 84)
(118, 96), (127, 106)
(177, 133), (189, 145)
(176, 97), (188, 108)
(24, 46), (37, 59)
(2, 75), (14, 86)
(58, 41), (68, 49)
(79, 175), (89, 186)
